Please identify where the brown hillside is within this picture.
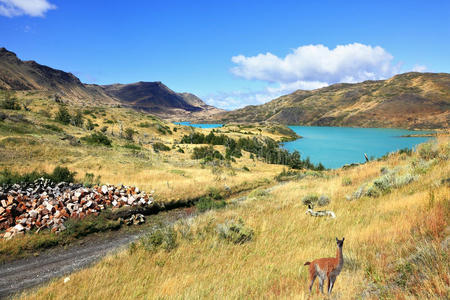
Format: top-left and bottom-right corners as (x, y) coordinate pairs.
(211, 72), (450, 129)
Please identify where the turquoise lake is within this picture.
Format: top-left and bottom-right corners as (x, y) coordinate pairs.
(284, 126), (433, 169)
(175, 122), (433, 169)
(174, 122), (223, 129)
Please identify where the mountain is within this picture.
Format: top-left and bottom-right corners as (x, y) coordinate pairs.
(0, 47), (222, 118)
(0, 47), (117, 105)
(101, 82), (200, 113)
(211, 72), (450, 129)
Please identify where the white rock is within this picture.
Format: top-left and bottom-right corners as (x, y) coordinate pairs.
(29, 210), (38, 218)
(14, 224), (25, 232)
(64, 277), (70, 284)
(112, 200), (118, 207)
(101, 185), (108, 194)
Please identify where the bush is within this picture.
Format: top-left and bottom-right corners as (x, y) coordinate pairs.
(43, 124), (63, 133)
(419, 143), (439, 160)
(192, 146), (224, 161)
(125, 128), (136, 140)
(195, 196), (226, 212)
(152, 142), (170, 152)
(318, 195), (331, 206)
(81, 132), (112, 147)
(1, 93), (20, 110)
(217, 219), (254, 244)
(140, 226), (178, 252)
(71, 110), (84, 127)
(0, 166), (76, 185)
(85, 119), (95, 131)
(55, 106), (71, 124)
(50, 166), (76, 183)
(100, 126), (108, 133)
(302, 194), (319, 207)
(123, 143), (141, 150)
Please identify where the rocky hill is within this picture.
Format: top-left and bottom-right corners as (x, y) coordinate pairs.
(0, 47), (221, 118)
(211, 72), (450, 129)
(0, 47), (117, 105)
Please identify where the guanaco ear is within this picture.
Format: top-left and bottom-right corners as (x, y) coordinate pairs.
(342, 237), (345, 241)
(336, 237), (338, 242)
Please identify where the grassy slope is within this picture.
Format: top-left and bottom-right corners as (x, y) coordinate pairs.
(212, 72), (450, 129)
(19, 137), (449, 299)
(0, 95), (297, 201)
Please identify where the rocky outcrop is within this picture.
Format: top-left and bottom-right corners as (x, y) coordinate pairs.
(0, 178), (154, 239)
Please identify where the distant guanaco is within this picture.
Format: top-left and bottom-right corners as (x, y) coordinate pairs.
(304, 237), (345, 295)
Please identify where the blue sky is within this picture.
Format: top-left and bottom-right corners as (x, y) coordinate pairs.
(0, 0), (449, 109)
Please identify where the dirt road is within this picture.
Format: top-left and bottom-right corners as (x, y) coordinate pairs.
(0, 208), (194, 299)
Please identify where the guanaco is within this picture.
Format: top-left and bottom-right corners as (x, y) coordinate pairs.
(304, 237), (345, 294)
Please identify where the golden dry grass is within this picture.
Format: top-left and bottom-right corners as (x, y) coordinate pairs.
(18, 137), (450, 299)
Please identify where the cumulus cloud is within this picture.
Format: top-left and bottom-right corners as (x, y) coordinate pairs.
(231, 43), (400, 84)
(0, 0), (56, 17)
(209, 43), (403, 109)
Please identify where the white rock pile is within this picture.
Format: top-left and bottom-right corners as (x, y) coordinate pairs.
(0, 178), (154, 239)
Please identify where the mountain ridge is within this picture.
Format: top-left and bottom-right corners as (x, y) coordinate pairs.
(0, 47), (222, 118)
(209, 72), (450, 129)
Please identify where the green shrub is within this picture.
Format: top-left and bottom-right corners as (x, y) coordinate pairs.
(0, 166), (76, 184)
(124, 128), (136, 140)
(55, 106), (71, 124)
(192, 146), (224, 161)
(86, 119), (95, 130)
(1, 93), (20, 110)
(43, 124), (63, 133)
(216, 219), (254, 244)
(140, 226), (178, 252)
(123, 143), (141, 150)
(419, 143), (439, 160)
(242, 166), (250, 172)
(138, 122), (151, 128)
(50, 166), (76, 183)
(302, 194), (319, 207)
(71, 110), (84, 127)
(195, 196), (226, 212)
(318, 195), (331, 206)
(177, 147), (184, 153)
(152, 142), (170, 152)
(100, 126), (108, 133)
(81, 132), (112, 147)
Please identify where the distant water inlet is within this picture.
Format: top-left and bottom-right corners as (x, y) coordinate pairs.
(284, 126), (434, 169)
(174, 122), (223, 129)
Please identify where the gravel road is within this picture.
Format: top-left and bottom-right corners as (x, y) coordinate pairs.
(0, 208), (194, 299)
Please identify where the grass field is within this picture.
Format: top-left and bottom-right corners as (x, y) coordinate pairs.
(17, 137), (449, 299)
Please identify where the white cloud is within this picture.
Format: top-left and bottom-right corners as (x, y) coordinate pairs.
(0, 0), (56, 17)
(209, 43), (403, 110)
(412, 64), (427, 72)
(231, 43), (400, 84)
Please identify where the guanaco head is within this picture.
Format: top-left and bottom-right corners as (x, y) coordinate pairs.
(336, 237), (345, 248)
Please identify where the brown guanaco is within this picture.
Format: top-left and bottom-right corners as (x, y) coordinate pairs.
(304, 237), (345, 294)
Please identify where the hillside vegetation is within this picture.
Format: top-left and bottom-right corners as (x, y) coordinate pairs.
(19, 137), (449, 299)
(211, 72), (450, 129)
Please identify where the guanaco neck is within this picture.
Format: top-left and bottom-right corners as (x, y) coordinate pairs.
(336, 246), (344, 267)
